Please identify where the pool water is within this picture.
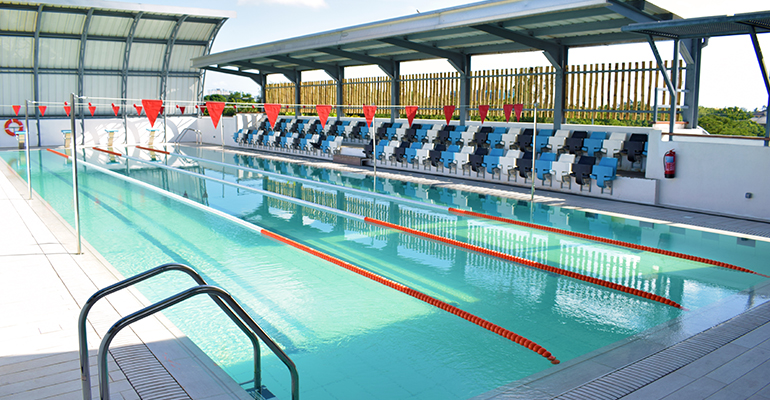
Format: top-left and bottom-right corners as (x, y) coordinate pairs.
(2, 147), (768, 400)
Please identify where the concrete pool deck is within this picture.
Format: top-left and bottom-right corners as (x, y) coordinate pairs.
(0, 158), (251, 399)
(2, 145), (770, 399)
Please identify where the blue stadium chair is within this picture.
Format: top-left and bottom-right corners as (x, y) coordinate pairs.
(449, 131), (463, 145)
(535, 152), (558, 182)
(534, 129), (555, 154)
(591, 157), (618, 190)
(233, 129), (243, 143)
(440, 145), (461, 170)
(405, 148), (418, 165)
(486, 133), (503, 148)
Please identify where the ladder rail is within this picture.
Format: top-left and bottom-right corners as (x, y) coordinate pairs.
(78, 263), (261, 400)
(97, 285), (299, 400)
(172, 128), (202, 144)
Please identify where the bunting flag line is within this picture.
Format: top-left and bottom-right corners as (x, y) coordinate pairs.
(64, 102), (71, 117)
(141, 99), (162, 127)
(316, 105), (332, 128)
(178, 105), (186, 114)
(88, 103), (96, 117)
(443, 105), (456, 125)
(503, 104), (514, 123)
(111, 103), (120, 116)
(264, 104), (281, 129)
(12, 105), (20, 116)
(405, 106), (418, 127)
(38, 105), (47, 117)
(363, 105), (377, 128)
(206, 101), (226, 129)
(479, 105), (490, 124)
(133, 104), (143, 115)
(513, 103), (524, 122)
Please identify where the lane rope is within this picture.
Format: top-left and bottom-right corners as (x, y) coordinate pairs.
(260, 230), (561, 364)
(365, 217), (685, 310)
(136, 145), (170, 154)
(448, 209), (768, 278)
(93, 147), (123, 157)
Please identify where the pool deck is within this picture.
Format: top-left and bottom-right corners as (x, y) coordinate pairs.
(0, 159), (251, 399)
(2, 145), (770, 399)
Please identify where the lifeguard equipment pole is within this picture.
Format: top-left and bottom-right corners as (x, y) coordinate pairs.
(24, 100), (31, 199)
(70, 93), (82, 255)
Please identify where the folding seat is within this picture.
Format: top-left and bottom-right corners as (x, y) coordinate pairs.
(391, 141), (411, 163)
(460, 130), (475, 146)
(487, 133), (503, 148)
(514, 129), (534, 150)
(465, 147), (489, 174)
(426, 144), (447, 168)
(455, 125), (467, 132)
(506, 127), (521, 135)
(328, 136), (344, 154)
(620, 134), (648, 165)
(449, 131), (463, 146)
(482, 148), (505, 177)
(563, 130), (588, 154)
(403, 129), (417, 143)
(534, 129), (555, 154)
(570, 156), (597, 188)
(492, 127), (507, 134)
(416, 129), (428, 143)
(499, 133), (517, 149)
(581, 131), (608, 157)
(305, 134), (320, 151)
(440, 145), (462, 171)
(415, 143), (434, 167)
(514, 152), (534, 180)
(465, 125), (480, 134)
(425, 129), (439, 143)
(311, 134), (327, 150)
(232, 128), (243, 144)
(534, 152), (558, 183)
(473, 131), (488, 147)
(550, 154), (576, 186)
(545, 129), (570, 153)
(591, 157), (619, 191)
(600, 132), (628, 158)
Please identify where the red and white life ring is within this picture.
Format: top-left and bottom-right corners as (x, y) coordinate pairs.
(4, 119), (23, 137)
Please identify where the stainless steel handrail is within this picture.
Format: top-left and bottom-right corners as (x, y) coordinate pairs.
(172, 128), (202, 144)
(78, 263), (262, 400)
(96, 285), (299, 400)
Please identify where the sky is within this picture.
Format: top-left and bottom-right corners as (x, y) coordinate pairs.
(126, 0), (769, 110)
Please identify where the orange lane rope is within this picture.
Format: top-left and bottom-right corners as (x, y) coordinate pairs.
(260, 230), (561, 364)
(92, 147), (123, 157)
(136, 145), (170, 154)
(47, 149), (69, 158)
(364, 217), (684, 310)
(448, 208), (769, 279)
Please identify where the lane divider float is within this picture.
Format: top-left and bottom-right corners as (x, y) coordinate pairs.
(46, 147), (560, 364)
(261, 230), (561, 364)
(365, 217), (685, 310)
(448, 209), (768, 278)
(136, 145), (169, 154)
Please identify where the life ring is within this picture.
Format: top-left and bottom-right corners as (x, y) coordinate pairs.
(4, 119), (23, 137)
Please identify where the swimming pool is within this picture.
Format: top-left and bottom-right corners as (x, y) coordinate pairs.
(2, 147), (768, 399)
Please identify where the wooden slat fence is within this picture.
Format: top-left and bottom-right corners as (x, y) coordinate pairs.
(265, 61), (684, 121)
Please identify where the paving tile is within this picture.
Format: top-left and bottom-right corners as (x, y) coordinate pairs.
(660, 376), (727, 400)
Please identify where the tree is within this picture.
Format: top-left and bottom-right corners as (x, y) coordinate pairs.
(698, 106), (764, 136)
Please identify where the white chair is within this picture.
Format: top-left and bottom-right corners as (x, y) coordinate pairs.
(426, 129), (439, 143)
(499, 133), (517, 149)
(414, 143), (434, 167)
(548, 130), (570, 153)
(507, 127), (521, 135)
(601, 133), (627, 158)
(466, 125), (480, 134)
(461, 131), (475, 146)
(395, 128), (407, 141)
(550, 154), (576, 187)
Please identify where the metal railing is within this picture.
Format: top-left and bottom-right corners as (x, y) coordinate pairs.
(172, 128), (203, 145)
(78, 263), (298, 400)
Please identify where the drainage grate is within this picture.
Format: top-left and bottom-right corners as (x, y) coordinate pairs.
(553, 304), (770, 400)
(110, 340), (191, 400)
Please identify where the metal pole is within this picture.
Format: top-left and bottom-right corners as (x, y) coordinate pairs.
(70, 93), (82, 255)
(25, 100), (31, 199)
(163, 99), (168, 143)
(669, 39), (679, 135)
(531, 102), (537, 204)
(372, 116), (377, 190)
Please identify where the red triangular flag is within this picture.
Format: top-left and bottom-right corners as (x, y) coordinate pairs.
(160, 106), (165, 115)
(38, 105), (47, 117)
(443, 105), (455, 125)
(503, 104), (514, 123)
(264, 104), (281, 129)
(405, 106), (418, 127)
(206, 101), (225, 129)
(64, 102), (71, 117)
(363, 105), (377, 128)
(88, 103), (96, 117)
(134, 104), (143, 115)
(141, 99), (162, 127)
(316, 105), (331, 128)
(513, 103), (524, 122)
(12, 105), (20, 116)
(178, 106), (185, 114)
(111, 103), (120, 116)
(479, 105), (490, 124)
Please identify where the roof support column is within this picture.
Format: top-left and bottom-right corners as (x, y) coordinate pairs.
(681, 38), (703, 129)
(249, 73), (266, 103)
(390, 62), (400, 123)
(33, 5), (43, 146)
(336, 67), (344, 121)
(294, 79), (301, 117)
(749, 26), (770, 144)
(459, 54), (471, 125)
(669, 39), (679, 134)
(646, 36), (677, 133)
(552, 46), (568, 130)
(161, 15), (188, 101)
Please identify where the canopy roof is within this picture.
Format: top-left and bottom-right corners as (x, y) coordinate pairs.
(621, 10), (770, 39)
(193, 0), (678, 79)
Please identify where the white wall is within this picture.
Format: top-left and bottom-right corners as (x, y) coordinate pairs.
(649, 136), (770, 220)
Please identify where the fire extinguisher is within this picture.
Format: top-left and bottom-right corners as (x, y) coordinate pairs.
(664, 149), (676, 179)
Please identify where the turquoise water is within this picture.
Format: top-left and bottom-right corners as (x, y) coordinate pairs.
(2, 148), (768, 400)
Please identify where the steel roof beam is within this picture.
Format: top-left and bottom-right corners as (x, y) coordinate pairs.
(78, 8), (94, 102)
(315, 47), (396, 78)
(471, 24), (564, 68)
(202, 66), (264, 80)
(229, 61), (298, 84)
(378, 37), (466, 73)
(267, 55), (341, 81)
(199, 18), (226, 105)
(160, 15), (187, 100)
(122, 12), (142, 115)
(0, 31), (207, 46)
(606, 0), (660, 23)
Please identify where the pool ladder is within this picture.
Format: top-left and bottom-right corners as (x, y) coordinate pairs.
(77, 263), (299, 400)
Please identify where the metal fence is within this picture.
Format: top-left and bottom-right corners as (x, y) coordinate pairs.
(266, 60), (684, 121)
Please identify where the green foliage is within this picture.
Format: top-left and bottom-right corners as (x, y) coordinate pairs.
(697, 106), (764, 136)
(202, 92), (258, 116)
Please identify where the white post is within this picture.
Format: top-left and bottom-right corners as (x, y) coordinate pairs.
(70, 93), (82, 255)
(531, 102), (537, 204)
(372, 115), (377, 190)
(24, 100), (31, 199)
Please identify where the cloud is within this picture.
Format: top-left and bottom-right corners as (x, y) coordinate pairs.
(237, 0), (328, 8)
